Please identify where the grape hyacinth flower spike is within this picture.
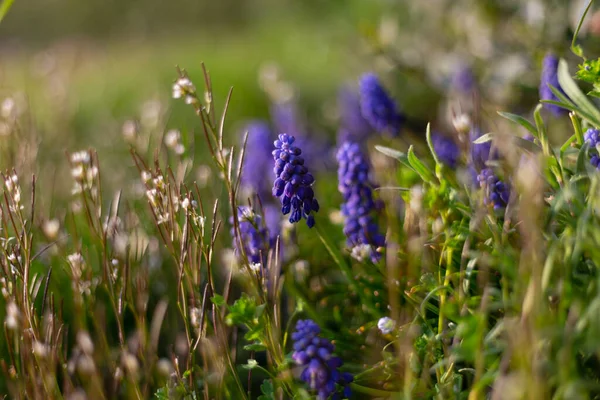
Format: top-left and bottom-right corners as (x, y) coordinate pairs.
(431, 133), (460, 168)
(239, 120), (275, 200)
(272, 133), (319, 227)
(359, 73), (403, 136)
(539, 53), (568, 117)
(336, 142), (385, 261)
(292, 319), (353, 399)
(477, 168), (510, 210)
(230, 206), (272, 268)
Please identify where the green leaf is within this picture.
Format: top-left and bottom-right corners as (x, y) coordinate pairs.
(211, 294), (226, 306)
(374, 145), (416, 172)
(407, 145), (434, 182)
(0, 0), (15, 25)
(244, 342), (267, 352)
(497, 111), (537, 135)
(425, 123), (441, 166)
(257, 380), (275, 400)
(557, 59), (600, 124)
(571, 0), (594, 58)
(473, 132), (540, 153)
(154, 387), (170, 400)
(226, 294), (257, 326)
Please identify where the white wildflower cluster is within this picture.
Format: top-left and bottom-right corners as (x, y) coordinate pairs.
(68, 331), (96, 376)
(143, 172), (175, 225)
(67, 252), (96, 296)
(377, 317), (396, 334)
(190, 307), (201, 333)
(350, 244), (374, 262)
(70, 150), (98, 198)
(0, 277), (13, 298)
(164, 129), (185, 155)
(5, 301), (20, 330)
(172, 77), (196, 104)
(4, 173), (23, 212)
(121, 120), (138, 142)
(42, 219), (60, 240)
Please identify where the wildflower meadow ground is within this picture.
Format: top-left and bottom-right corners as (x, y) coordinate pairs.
(2, 1), (600, 399)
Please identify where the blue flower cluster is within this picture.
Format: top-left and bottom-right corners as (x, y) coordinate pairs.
(336, 142), (385, 260)
(477, 168), (510, 210)
(240, 121), (275, 200)
(337, 86), (372, 144)
(451, 65), (476, 94)
(292, 319), (353, 400)
(272, 134), (319, 227)
(540, 53), (568, 117)
(432, 133), (460, 168)
(230, 206), (272, 267)
(585, 128), (600, 169)
(358, 73), (403, 136)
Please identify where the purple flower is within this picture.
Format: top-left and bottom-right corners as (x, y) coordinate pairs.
(240, 121), (275, 200)
(584, 128), (600, 169)
(271, 102), (332, 171)
(469, 127), (497, 172)
(359, 73), (403, 136)
(451, 65), (476, 94)
(540, 53), (568, 117)
(336, 142), (385, 260)
(477, 168), (510, 210)
(272, 134), (320, 227)
(230, 206), (272, 267)
(337, 87), (372, 144)
(292, 320), (353, 400)
(431, 133), (460, 168)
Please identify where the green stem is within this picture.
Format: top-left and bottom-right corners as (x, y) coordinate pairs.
(349, 383), (396, 397)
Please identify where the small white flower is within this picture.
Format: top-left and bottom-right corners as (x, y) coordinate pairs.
(6, 301), (20, 329)
(378, 317), (396, 334)
(351, 244), (373, 262)
(141, 171), (152, 183)
(164, 129), (181, 148)
(43, 219), (60, 240)
(250, 263), (261, 273)
(172, 77), (196, 102)
(452, 113), (472, 135)
(181, 197), (190, 210)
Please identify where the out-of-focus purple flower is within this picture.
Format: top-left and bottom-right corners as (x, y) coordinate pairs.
(469, 127), (496, 172)
(540, 53), (568, 117)
(337, 87), (372, 144)
(358, 73), (403, 136)
(230, 206), (271, 267)
(451, 65), (476, 94)
(477, 168), (510, 210)
(431, 133), (460, 168)
(272, 134), (320, 227)
(240, 121), (275, 200)
(584, 128), (600, 169)
(271, 102), (332, 171)
(292, 320), (353, 400)
(336, 142), (385, 261)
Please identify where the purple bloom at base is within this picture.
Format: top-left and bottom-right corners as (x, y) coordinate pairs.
(292, 320), (353, 400)
(451, 65), (476, 94)
(230, 207), (271, 266)
(431, 133), (460, 168)
(272, 134), (320, 227)
(477, 168), (510, 210)
(469, 127), (498, 173)
(336, 142), (385, 261)
(337, 87), (372, 144)
(540, 53), (568, 117)
(359, 73), (403, 136)
(584, 128), (600, 169)
(240, 121), (275, 200)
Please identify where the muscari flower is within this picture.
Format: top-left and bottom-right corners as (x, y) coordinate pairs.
(337, 86), (372, 144)
(336, 142), (385, 261)
(540, 53), (568, 117)
(272, 134), (319, 227)
(230, 206), (275, 268)
(240, 121), (275, 199)
(359, 73), (403, 136)
(292, 319), (353, 400)
(271, 102), (332, 171)
(451, 65), (476, 95)
(584, 128), (600, 169)
(477, 168), (510, 210)
(431, 133), (460, 168)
